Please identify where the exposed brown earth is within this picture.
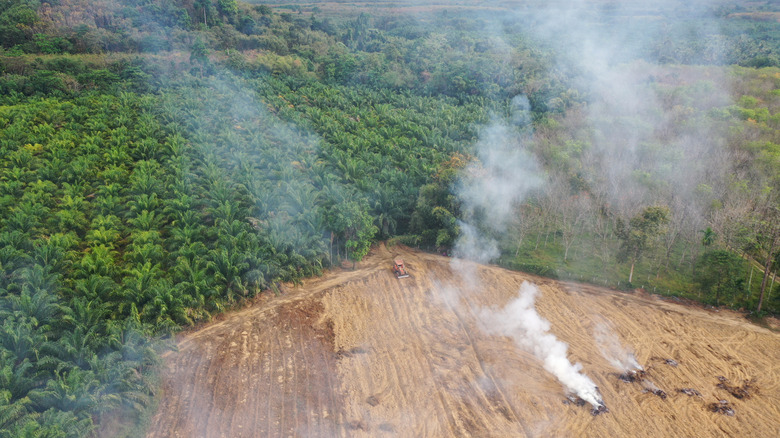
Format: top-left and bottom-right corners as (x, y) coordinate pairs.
(147, 244), (780, 437)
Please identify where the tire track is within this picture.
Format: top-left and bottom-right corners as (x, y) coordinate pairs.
(426, 259), (530, 436)
(450, 289), (531, 436)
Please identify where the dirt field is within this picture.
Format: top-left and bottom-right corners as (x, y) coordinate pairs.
(147, 244), (780, 437)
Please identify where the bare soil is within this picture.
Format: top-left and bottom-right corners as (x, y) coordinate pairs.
(147, 244), (780, 437)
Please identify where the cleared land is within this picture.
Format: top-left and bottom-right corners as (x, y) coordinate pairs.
(147, 244), (780, 437)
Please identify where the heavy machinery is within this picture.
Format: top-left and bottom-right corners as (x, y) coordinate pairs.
(393, 258), (410, 279)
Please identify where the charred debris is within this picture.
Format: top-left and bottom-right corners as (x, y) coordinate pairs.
(563, 394), (609, 416)
(716, 376), (756, 400)
(615, 366), (668, 400)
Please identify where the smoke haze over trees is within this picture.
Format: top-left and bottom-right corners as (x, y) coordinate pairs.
(0, 0), (779, 435)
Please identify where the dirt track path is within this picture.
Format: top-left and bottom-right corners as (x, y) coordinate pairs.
(147, 244), (780, 437)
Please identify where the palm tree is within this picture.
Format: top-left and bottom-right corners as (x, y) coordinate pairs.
(7, 285), (62, 329)
(128, 162), (163, 197)
(61, 297), (109, 339)
(85, 353), (122, 417)
(169, 209), (201, 229)
(45, 326), (98, 369)
(125, 241), (165, 267)
(5, 208), (43, 235)
(0, 388), (29, 435)
(32, 241), (66, 273)
(701, 227), (716, 246)
(208, 200), (243, 224)
(52, 207), (88, 235)
(111, 315), (157, 376)
(0, 317), (41, 365)
(371, 185), (404, 238)
(141, 280), (192, 331)
(74, 246), (119, 280)
(133, 138), (162, 161)
(164, 195), (197, 223)
(206, 248), (249, 300)
(24, 180), (57, 206)
(94, 193), (123, 216)
(102, 144), (131, 167)
(172, 257), (212, 316)
(96, 183), (123, 199)
(0, 354), (38, 402)
(167, 223), (203, 250)
(162, 133), (186, 158)
(0, 230), (33, 256)
(34, 408), (95, 438)
(28, 368), (99, 416)
(128, 210), (163, 232)
(174, 235), (209, 260)
(117, 262), (163, 315)
(85, 228), (121, 249)
(216, 220), (251, 252)
(126, 193), (161, 218)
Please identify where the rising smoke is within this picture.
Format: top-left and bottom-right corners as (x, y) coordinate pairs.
(478, 282), (604, 407)
(452, 94), (603, 406)
(593, 322), (642, 373)
(450, 0), (737, 407)
(454, 95), (541, 264)
(518, 0), (735, 225)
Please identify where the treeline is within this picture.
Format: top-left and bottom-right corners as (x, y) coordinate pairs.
(4, 1), (777, 99)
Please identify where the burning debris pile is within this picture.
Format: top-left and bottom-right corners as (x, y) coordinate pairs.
(649, 356), (679, 367)
(678, 388), (702, 397)
(594, 323), (642, 373)
(480, 282), (605, 411)
(702, 377), (758, 417)
(716, 377), (756, 400)
(564, 395), (587, 407)
(564, 395), (609, 416)
(708, 400), (735, 416)
(617, 369), (645, 383)
(642, 383), (667, 400)
(591, 404), (610, 416)
(613, 366), (668, 399)
(596, 325), (671, 401)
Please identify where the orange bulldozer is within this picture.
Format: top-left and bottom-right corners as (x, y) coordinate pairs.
(393, 258), (410, 279)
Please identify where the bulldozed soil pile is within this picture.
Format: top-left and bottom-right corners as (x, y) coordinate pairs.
(147, 245), (780, 437)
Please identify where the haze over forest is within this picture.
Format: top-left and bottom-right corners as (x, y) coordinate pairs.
(0, 0), (778, 436)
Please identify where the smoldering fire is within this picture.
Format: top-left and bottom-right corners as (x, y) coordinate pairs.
(478, 282), (605, 409)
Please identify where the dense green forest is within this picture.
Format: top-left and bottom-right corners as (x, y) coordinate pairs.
(1, 0), (779, 435)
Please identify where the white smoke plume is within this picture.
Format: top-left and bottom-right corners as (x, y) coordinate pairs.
(451, 94), (603, 407)
(454, 95), (542, 264)
(594, 322), (642, 373)
(479, 281), (603, 407)
(518, 0), (735, 223)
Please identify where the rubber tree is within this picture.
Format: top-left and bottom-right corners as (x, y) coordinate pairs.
(757, 221), (778, 312)
(694, 249), (746, 306)
(616, 206), (669, 284)
(189, 37), (209, 76)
